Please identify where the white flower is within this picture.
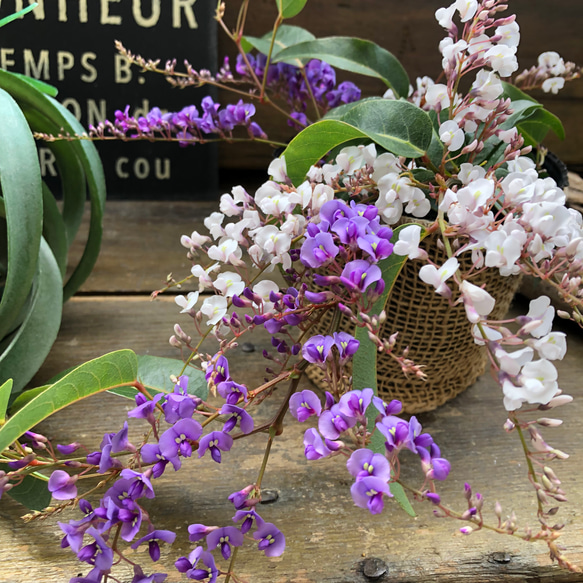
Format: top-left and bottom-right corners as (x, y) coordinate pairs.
(525, 296), (555, 338)
(372, 152), (401, 183)
(460, 281), (496, 323)
(207, 237), (243, 265)
(497, 127), (518, 143)
(456, 177), (495, 211)
(419, 257), (459, 297)
(425, 83), (451, 109)
(439, 120), (465, 151)
(530, 332), (567, 361)
(495, 346), (533, 376)
(467, 34), (492, 56)
(213, 271), (245, 298)
(200, 295), (228, 326)
(484, 45), (518, 77)
(472, 323), (503, 345)
(435, 3), (456, 29)
(252, 280), (280, 312)
(505, 359), (559, 410)
(542, 77), (565, 94)
(471, 69), (503, 101)
(382, 88), (396, 100)
(393, 225), (427, 260)
(311, 184), (335, 213)
(180, 230), (210, 249)
(191, 263), (221, 291)
(404, 190), (431, 217)
(458, 163), (486, 185)
(268, 157), (288, 182)
(204, 212), (225, 240)
(495, 21), (520, 48)
(288, 181), (313, 209)
(175, 291), (199, 314)
(538, 51), (566, 75)
(483, 229), (524, 273)
(455, 0), (478, 22)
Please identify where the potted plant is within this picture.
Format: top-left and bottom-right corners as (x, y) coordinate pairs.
(1, 0), (582, 581)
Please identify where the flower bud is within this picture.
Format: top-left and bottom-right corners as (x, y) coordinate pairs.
(536, 417), (563, 427)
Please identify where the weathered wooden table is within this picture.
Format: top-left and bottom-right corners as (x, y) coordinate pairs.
(1, 200), (582, 583)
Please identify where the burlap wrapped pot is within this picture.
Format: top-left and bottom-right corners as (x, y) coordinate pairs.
(304, 223), (522, 414)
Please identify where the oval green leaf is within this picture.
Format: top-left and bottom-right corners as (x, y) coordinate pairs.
(108, 355), (208, 401)
(282, 119), (368, 185)
(276, 0), (308, 18)
(273, 37), (409, 98)
(326, 98), (433, 158)
(243, 25), (315, 61)
(6, 474), (51, 511)
(0, 349), (138, 453)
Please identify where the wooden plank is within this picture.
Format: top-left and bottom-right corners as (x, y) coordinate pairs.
(1, 295), (582, 582)
(217, 0), (583, 169)
(67, 201), (217, 294)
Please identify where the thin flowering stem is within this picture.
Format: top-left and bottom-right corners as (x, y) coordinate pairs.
(256, 427), (276, 491)
(224, 546), (239, 583)
(260, 13), (284, 100)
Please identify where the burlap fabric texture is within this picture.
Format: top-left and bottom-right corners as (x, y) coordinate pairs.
(304, 225), (522, 414)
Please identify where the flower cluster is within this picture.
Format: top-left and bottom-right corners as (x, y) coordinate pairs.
(290, 388), (450, 513)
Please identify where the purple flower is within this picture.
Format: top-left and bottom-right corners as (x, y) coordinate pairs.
(302, 335), (335, 365)
(372, 396), (402, 417)
(48, 470), (78, 500)
(376, 417), (411, 452)
(300, 232), (339, 268)
(350, 476), (392, 514)
(303, 428), (332, 460)
(318, 405), (356, 439)
(175, 546), (218, 582)
(111, 421), (135, 453)
(331, 216), (369, 245)
(162, 377), (198, 424)
(77, 527), (114, 571)
(217, 379), (248, 404)
(333, 332), (360, 364)
(232, 508), (265, 534)
(206, 526), (244, 560)
(340, 260), (382, 293)
(205, 355), (229, 386)
(346, 449), (391, 482)
(188, 524), (217, 543)
(338, 388), (374, 421)
(289, 390), (322, 422)
(228, 484), (258, 510)
(57, 442), (82, 455)
(219, 404), (254, 434)
(128, 392), (163, 424)
(140, 444), (170, 478)
(119, 469), (156, 499)
(198, 431), (233, 463)
(159, 418), (203, 470)
(130, 565), (168, 583)
(131, 530), (176, 562)
(327, 81), (361, 107)
(357, 233), (394, 262)
(253, 522), (286, 557)
(407, 416), (434, 454)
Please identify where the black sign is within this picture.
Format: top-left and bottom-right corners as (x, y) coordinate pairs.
(1, 0), (218, 199)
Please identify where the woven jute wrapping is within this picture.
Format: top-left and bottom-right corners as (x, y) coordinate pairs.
(304, 226), (522, 414)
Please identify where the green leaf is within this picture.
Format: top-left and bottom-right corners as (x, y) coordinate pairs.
(0, 379), (12, 424)
(108, 355), (208, 401)
(353, 224), (429, 517)
(41, 181), (69, 277)
(8, 385), (49, 415)
(517, 108), (565, 145)
(326, 98), (433, 158)
(6, 474), (51, 511)
(0, 239), (63, 396)
(501, 81), (539, 104)
(22, 108), (87, 247)
(282, 119), (368, 185)
(243, 25), (315, 61)
(499, 99), (542, 131)
(0, 350), (138, 453)
(273, 37), (409, 98)
(276, 0), (308, 18)
(9, 72), (58, 97)
(0, 3), (37, 28)
(0, 87), (43, 340)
